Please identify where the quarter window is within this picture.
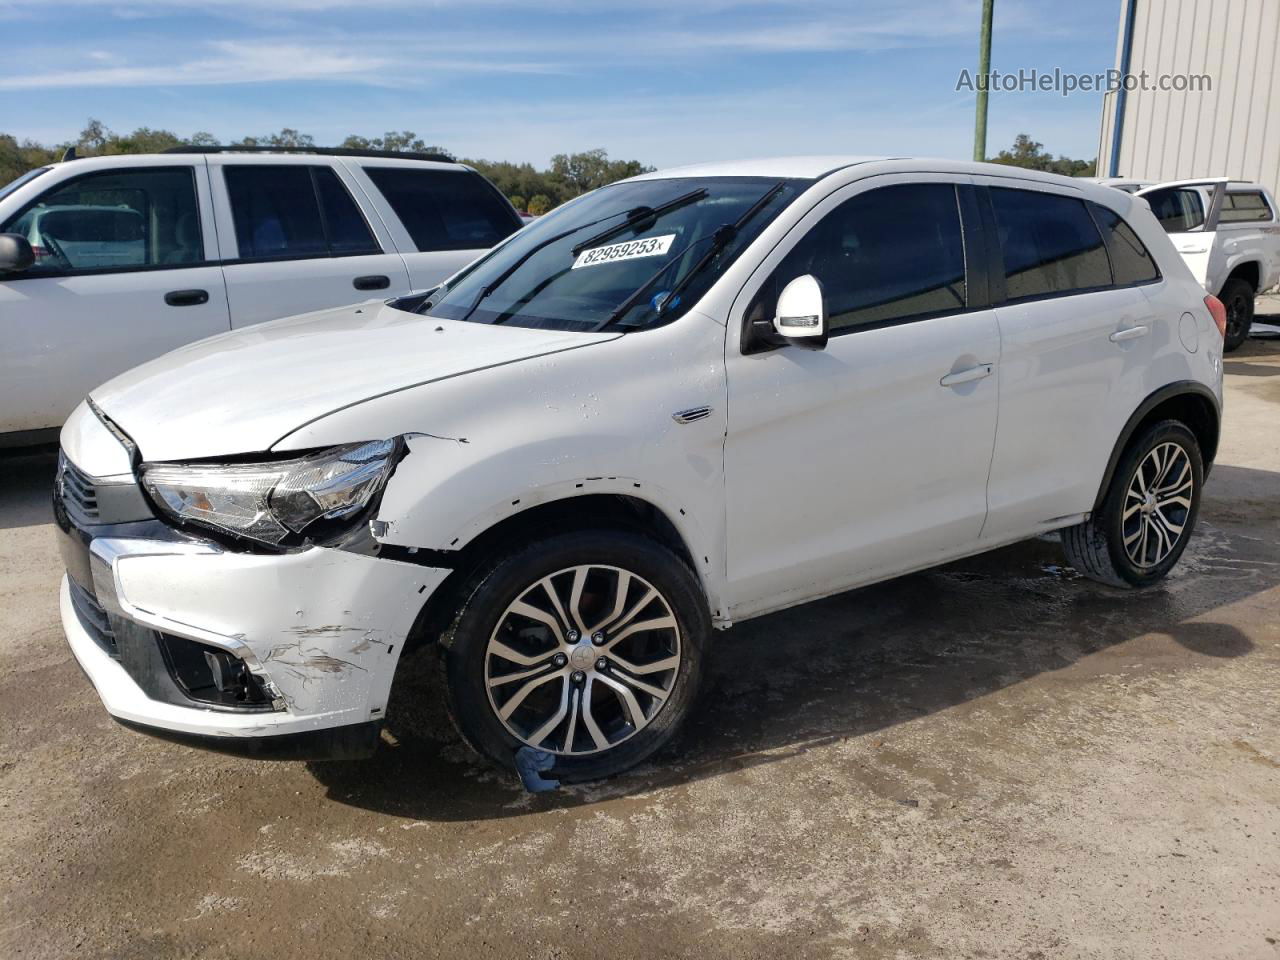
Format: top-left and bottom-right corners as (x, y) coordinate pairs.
(0, 166), (203, 274)
(765, 183), (968, 333)
(224, 165), (379, 260)
(1089, 203), (1160, 286)
(363, 167), (520, 252)
(990, 188), (1111, 299)
(1219, 191), (1274, 223)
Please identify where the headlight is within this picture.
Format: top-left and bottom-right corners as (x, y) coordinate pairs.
(141, 439), (399, 546)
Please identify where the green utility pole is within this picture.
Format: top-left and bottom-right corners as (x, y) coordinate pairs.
(973, 0), (995, 162)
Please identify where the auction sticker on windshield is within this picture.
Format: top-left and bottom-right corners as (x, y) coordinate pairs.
(572, 234), (675, 269)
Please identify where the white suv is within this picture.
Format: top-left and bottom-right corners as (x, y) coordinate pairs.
(0, 148), (522, 444)
(56, 156), (1224, 783)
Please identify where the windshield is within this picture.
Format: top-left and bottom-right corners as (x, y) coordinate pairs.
(425, 176), (808, 332)
(0, 167), (49, 204)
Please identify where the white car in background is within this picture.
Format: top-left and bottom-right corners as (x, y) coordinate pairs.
(0, 147), (523, 444)
(1085, 176), (1154, 194)
(55, 157), (1225, 783)
(1135, 178), (1280, 351)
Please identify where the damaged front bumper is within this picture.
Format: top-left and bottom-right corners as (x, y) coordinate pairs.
(58, 509), (449, 761)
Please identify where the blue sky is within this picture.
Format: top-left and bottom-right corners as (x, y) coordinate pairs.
(0, 0), (1124, 168)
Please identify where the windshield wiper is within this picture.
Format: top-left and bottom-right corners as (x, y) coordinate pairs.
(569, 187), (708, 256)
(453, 198), (692, 324)
(595, 181), (787, 331)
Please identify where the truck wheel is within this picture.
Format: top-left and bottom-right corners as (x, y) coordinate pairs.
(1060, 420), (1203, 588)
(440, 530), (708, 782)
(1220, 278), (1254, 352)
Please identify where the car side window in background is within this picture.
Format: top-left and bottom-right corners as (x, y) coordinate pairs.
(990, 188), (1111, 299)
(1089, 203), (1160, 286)
(765, 183), (967, 332)
(1141, 187), (1206, 233)
(225, 165), (379, 260)
(364, 167), (520, 252)
(0, 166), (202, 274)
(1219, 191), (1274, 223)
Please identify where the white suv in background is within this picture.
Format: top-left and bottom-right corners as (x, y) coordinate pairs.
(56, 157), (1224, 785)
(1136, 178), (1280, 351)
(0, 148), (522, 443)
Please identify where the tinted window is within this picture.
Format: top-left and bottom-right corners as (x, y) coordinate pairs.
(991, 188), (1111, 299)
(766, 183), (967, 332)
(1089, 203), (1159, 286)
(0, 167), (202, 273)
(1220, 191), (1274, 223)
(1142, 187), (1206, 233)
(364, 167), (520, 252)
(225, 165), (378, 260)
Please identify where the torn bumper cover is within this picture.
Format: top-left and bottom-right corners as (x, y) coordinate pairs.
(59, 534), (448, 760)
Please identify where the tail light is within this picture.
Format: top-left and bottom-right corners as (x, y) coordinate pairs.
(1205, 295), (1227, 339)
(31, 245), (49, 260)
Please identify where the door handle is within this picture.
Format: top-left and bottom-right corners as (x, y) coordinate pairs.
(1109, 324), (1150, 342)
(353, 275), (391, 291)
(939, 363), (993, 387)
(164, 289), (209, 307)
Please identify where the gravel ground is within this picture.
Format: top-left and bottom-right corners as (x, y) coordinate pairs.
(1, 336), (1278, 960)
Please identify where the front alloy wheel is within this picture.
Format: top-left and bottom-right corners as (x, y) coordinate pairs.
(441, 530), (707, 781)
(485, 564), (681, 756)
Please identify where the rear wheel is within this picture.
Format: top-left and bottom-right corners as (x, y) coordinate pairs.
(1060, 420), (1203, 587)
(1220, 277), (1255, 352)
(441, 530), (708, 782)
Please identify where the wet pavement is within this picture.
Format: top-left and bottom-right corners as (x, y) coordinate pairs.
(1, 337), (1278, 960)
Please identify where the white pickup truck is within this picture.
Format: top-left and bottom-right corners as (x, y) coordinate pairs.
(1135, 179), (1280, 351)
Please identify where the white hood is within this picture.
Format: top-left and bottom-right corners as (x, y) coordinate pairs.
(90, 302), (618, 461)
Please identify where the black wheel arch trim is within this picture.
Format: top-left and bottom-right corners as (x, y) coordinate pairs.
(1093, 380), (1221, 511)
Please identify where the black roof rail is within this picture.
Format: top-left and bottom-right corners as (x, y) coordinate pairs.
(162, 145), (457, 163)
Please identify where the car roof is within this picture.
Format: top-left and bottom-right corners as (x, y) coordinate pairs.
(627, 156), (1111, 189)
(45, 151), (470, 174)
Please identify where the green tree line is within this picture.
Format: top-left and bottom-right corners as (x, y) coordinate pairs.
(988, 133), (1096, 177)
(0, 119), (654, 215)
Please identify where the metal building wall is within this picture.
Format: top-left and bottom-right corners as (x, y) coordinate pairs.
(1097, 0), (1280, 199)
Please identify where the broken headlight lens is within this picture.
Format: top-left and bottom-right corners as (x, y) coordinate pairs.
(140, 439), (398, 546)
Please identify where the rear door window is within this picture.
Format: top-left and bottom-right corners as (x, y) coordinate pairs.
(990, 188), (1111, 300)
(1088, 203), (1160, 286)
(224, 165), (379, 260)
(0, 166), (203, 274)
(1141, 187), (1207, 233)
(1219, 191), (1274, 223)
(363, 167), (520, 252)
(765, 182), (968, 333)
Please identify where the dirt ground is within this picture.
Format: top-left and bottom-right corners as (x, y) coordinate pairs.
(1, 336), (1278, 960)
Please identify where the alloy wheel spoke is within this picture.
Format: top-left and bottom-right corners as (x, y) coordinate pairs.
(580, 677), (611, 751)
(499, 669), (565, 720)
(567, 566), (591, 636)
(608, 652), (679, 676)
(507, 599), (564, 646)
(602, 586), (658, 636)
(525, 676), (571, 746)
(488, 662), (556, 688)
(589, 570), (632, 635)
(490, 638), (556, 667)
(538, 576), (574, 639)
(606, 667), (670, 702)
(563, 687), (580, 753)
(605, 615), (677, 649)
(594, 671), (648, 727)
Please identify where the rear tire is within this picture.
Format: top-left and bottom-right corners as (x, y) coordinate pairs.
(1060, 420), (1203, 588)
(1220, 277), (1254, 352)
(440, 530), (708, 782)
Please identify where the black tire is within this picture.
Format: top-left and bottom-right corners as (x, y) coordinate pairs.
(1220, 277), (1255, 353)
(440, 529), (708, 782)
(1060, 420), (1203, 588)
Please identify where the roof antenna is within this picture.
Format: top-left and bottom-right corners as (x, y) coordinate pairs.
(60, 146), (77, 162)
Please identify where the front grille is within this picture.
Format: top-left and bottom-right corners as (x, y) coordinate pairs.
(58, 453), (100, 525)
(68, 578), (117, 658)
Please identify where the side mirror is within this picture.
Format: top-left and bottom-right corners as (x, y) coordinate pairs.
(0, 233), (35, 274)
(772, 274), (827, 350)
